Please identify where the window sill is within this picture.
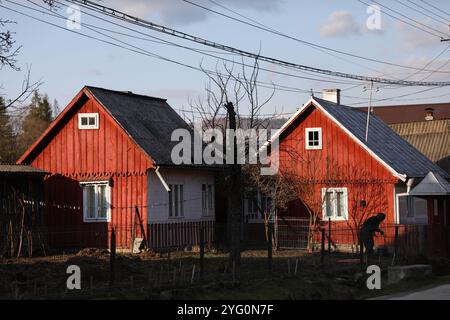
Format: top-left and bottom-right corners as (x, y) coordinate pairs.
(323, 217), (348, 222)
(84, 218), (110, 223)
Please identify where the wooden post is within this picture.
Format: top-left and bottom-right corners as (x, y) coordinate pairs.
(130, 209), (136, 253)
(392, 225), (399, 266)
(267, 221), (273, 276)
(328, 217), (331, 253)
(232, 260), (236, 283)
(321, 227), (325, 265)
(110, 228), (116, 287)
(199, 227), (205, 281)
(359, 234), (364, 265)
(191, 264), (196, 284)
(294, 259), (299, 276)
(224, 101), (242, 267)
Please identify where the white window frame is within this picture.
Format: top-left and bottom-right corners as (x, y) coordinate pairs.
(322, 187), (348, 221)
(168, 184), (184, 219)
(305, 128), (322, 150)
(78, 113), (99, 130)
(202, 183), (214, 217)
(81, 181), (111, 222)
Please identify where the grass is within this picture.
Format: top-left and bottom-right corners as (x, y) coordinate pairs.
(0, 249), (449, 300)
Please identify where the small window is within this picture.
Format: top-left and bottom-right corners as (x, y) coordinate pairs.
(78, 113), (99, 130)
(244, 190), (274, 223)
(305, 128), (322, 150)
(202, 184), (214, 216)
(169, 184), (184, 218)
(82, 182), (110, 222)
(322, 188), (348, 221)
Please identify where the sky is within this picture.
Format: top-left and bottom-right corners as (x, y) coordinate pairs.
(2, 0), (450, 120)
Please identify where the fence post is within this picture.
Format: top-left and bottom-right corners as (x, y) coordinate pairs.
(328, 218), (331, 254)
(321, 227), (325, 265)
(267, 221), (273, 276)
(110, 228), (116, 287)
(199, 227), (205, 281)
(359, 233), (364, 265)
(393, 225), (399, 265)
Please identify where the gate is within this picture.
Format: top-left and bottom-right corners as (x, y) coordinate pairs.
(275, 216), (310, 250)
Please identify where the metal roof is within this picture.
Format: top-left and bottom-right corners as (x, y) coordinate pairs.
(86, 86), (194, 166)
(389, 119), (450, 174)
(0, 164), (48, 175)
(312, 97), (449, 179)
(409, 171), (450, 196)
(358, 102), (450, 124)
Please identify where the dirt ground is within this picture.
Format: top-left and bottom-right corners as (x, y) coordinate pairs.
(0, 248), (440, 300)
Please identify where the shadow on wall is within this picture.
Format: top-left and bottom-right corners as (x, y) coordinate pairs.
(44, 174), (108, 250)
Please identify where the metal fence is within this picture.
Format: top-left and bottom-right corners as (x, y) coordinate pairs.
(275, 217), (310, 250)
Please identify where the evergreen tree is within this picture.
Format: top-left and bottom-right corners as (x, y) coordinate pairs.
(52, 98), (60, 120)
(18, 91), (53, 154)
(0, 96), (16, 163)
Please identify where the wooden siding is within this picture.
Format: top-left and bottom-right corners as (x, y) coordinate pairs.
(278, 104), (399, 229)
(28, 93), (153, 249)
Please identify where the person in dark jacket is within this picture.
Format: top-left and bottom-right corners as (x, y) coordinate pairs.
(360, 213), (386, 254)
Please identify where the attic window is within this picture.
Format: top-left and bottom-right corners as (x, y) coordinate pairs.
(78, 113), (99, 130)
(305, 128), (322, 150)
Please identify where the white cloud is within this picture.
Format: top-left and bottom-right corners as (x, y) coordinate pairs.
(104, 0), (281, 26)
(318, 11), (361, 38)
(397, 19), (449, 51)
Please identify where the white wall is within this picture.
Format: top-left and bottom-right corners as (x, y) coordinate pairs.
(147, 168), (216, 223)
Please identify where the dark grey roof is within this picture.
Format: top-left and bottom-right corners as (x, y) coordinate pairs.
(0, 164), (48, 175)
(313, 97), (449, 179)
(86, 86), (193, 166)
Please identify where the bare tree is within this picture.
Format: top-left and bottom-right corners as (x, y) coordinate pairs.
(186, 58), (278, 266)
(0, 18), (20, 71)
(345, 167), (388, 246)
(0, 15), (42, 113)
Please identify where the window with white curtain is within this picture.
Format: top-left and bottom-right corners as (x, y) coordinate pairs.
(82, 182), (110, 222)
(322, 188), (348, 221)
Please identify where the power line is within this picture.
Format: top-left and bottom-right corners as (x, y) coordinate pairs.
(358, 0), (448, 39)
(348, 85), (445, 105)
(189, 0), (395, 79)
(8, 1), (450, 111)
(392, 0), (449, 26)
(6, 0), (358, 107)
(65, 0), (450, 87)
(4, 0), (362, 122)
(184, 0), (450, 76)
(53, 0), (361, 86)
(414, 0), (450, 20)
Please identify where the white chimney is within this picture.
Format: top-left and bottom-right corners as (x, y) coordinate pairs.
(322, 89), (341, 105)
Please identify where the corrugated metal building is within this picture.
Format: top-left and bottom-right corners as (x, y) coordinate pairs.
(390, 119), (450, 174)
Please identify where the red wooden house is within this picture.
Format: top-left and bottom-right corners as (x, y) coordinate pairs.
(269, 90), (450, 254)
(18, 86), (219, 251)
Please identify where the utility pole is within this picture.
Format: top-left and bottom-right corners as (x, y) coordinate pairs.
(364, 80), (378, 142)
(224, 101), (242, 268)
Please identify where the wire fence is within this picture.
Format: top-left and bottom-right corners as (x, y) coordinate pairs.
(1, 218), (450, 299)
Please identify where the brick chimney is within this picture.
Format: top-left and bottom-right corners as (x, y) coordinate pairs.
(425, 108), (434, 121)
(322, 89), (341, 105)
